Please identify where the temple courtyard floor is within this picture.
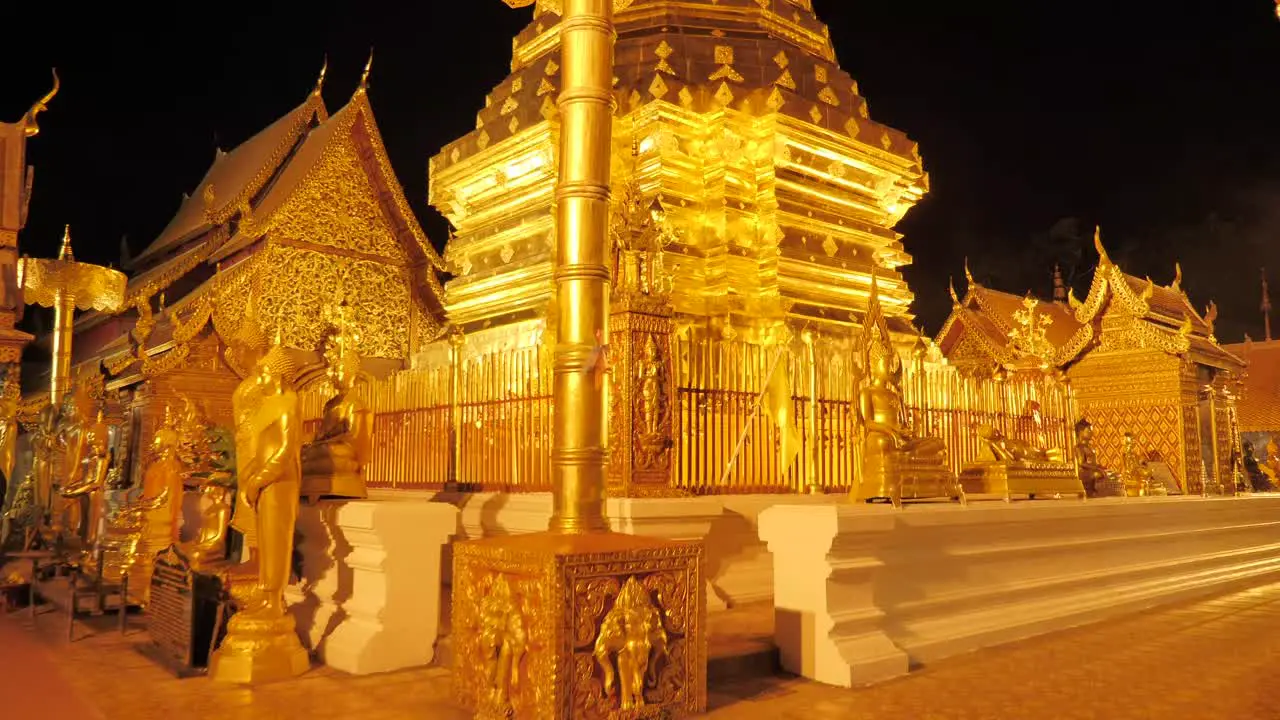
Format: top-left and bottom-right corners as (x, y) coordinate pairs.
(2, 580), (1279, 719)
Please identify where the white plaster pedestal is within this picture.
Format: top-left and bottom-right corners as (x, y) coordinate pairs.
(287, 498), (458, 675)
(758, 504), (908, 687)
(759, 495), (1280, 688)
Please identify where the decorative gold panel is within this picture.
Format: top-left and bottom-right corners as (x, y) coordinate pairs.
(253, 243), (411, 359)
(453, 533), (706, 719)
(267, 132), (406, 260)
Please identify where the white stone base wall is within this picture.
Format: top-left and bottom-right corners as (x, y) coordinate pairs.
(760, 495), (1280, 687)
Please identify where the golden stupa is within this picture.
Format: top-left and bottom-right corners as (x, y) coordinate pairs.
(430, 0), (928, 339)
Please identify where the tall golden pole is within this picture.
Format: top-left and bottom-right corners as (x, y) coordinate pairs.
(455, 5), (704, 716)
(504, 0), (625, 532)
(549, 0), (615, 533)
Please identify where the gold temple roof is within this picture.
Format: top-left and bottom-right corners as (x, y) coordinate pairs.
(937, 238), (1243, 373)
(132, 95), (327, 266)
(1224, 339), (1280, 433)
(73, 78), (447, 379)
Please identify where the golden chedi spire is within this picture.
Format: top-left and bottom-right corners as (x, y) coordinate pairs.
(431, 0), (928, 336)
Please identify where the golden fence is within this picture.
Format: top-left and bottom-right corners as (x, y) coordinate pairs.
(304, 336), (1078, 495)
(902, 365), (1079, 475)
(300, 345), (552, 492)
(673, 336), (857, 495)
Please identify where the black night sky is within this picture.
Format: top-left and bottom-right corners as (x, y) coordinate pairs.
(4, 1), (1280, 342)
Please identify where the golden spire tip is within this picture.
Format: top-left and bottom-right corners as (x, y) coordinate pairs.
(314, 55), (328, 95)
(58, 224), (73, 261)
(360, 48), (374, 90)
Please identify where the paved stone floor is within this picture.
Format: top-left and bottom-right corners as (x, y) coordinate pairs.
(2, 582), (1279, 719)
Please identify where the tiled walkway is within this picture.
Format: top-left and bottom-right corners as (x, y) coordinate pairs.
(3, 583), (1280, 719)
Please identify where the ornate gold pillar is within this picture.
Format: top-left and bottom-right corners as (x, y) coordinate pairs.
(452, 2), (706, 717)
(546, 0), (616, 533)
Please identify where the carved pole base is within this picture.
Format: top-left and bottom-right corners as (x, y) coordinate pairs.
(452, 533), (706, 719)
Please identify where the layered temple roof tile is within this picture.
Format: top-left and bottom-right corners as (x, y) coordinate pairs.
(1223, 339), (1280, 433)
(133, 95), (327, 266)
(937, 236), (1243, 372)
(71, 79), (447, 376)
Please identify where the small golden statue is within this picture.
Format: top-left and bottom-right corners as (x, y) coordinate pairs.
(1074, 419), (1124, 497)
(960, 423), (1085, 501)
(59, 407), (113, 551)
(1120, 432), (1163, 497)
(179, 482), (233, 569)
(209, 333), (310, 684)
(593, 576), (669, 711)
(30, 404), (60, 534)
(852, 274), (960, 506)
(478, 574), (526, 714)
(99, 409), (186, 595)
(300, 301), (372, 501)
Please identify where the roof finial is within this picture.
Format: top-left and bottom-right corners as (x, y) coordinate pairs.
(22, 68), (59, 138)
(1262, 267), (1272, 342)
(948, 277), (960, 306)
(58, 224), (74, 261)
(314, 55), (328, 96)
(360, 48), (374, 91)
(963, 257), (975, 288)
(1171, 261), (1183, 292)
(1094, 225), (1111, 266)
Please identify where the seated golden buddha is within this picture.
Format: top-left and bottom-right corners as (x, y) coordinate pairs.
(960, 424), (1085, 501)
(99, 410), (186, 602)
(852, 350), (961, 507)
(300, 302), (372, 501)
(1074, 419), (1124, 497)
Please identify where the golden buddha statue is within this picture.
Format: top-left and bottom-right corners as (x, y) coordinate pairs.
(1120, 432), (1161, 497)
(960, 423), (1085, 501)
(300, 301), (372, 500)
(1074, 419), (1124, 497)
(0, 388), (17, 510)
(225, 303), (271, 575)
(100, 409), (186, 597)
(853, 348), (959, 506)
(210, 334), (310, 683)
(59, 407), (113, 550)
(179, 481), (232, 569)
(29, 404), (59, 533)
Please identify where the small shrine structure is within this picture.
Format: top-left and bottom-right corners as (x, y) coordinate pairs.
(936, 230), (1245, 493)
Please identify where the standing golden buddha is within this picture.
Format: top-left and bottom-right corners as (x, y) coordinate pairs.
(209, 333), (309, 683)
(300, 301), (372, 500)
(59, 407), (113, 551)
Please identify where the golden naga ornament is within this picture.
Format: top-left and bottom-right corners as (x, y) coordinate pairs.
(209, 333), (310, 684)
(300, 300), (372, 500)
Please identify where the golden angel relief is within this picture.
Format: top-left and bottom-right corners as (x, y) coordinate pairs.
(633, 333), (672, 472)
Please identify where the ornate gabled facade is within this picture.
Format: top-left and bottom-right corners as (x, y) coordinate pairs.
(936, 230), (1246, 493)
(58, 71), (447, 483)
(936, 269), (1092, 376)
(429, 0), (928, 347)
